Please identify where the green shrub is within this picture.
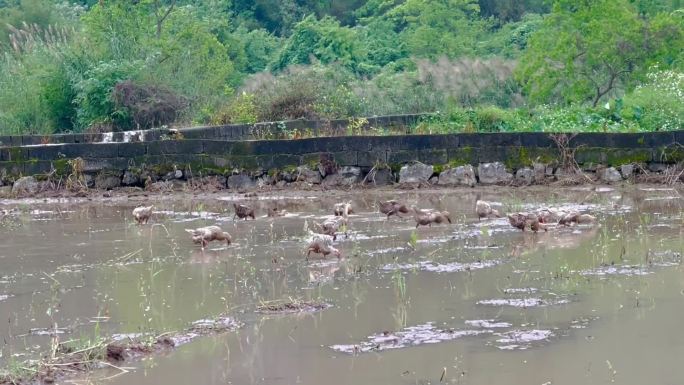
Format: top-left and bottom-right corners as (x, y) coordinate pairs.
(70, 59), (144, 130)
(0, 41), (76, 135)
(211, 92), (258, 125)
(242, 64), (362, 121)
(623, 69), (684, 131)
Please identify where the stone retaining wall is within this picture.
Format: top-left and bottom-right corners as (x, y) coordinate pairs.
(0, 131), (682, 193)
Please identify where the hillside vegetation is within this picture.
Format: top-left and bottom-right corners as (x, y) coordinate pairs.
(0, 0), (682, 135)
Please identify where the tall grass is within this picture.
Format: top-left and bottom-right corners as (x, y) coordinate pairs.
(0, 23), (75, 135)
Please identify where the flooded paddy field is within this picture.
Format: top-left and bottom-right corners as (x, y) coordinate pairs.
(0, 186), (682, 385)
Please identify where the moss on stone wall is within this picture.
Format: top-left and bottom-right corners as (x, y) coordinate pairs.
(604, 148), (652, 165)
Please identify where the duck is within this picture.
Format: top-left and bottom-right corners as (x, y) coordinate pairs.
(378, 200), (410, 219)
(558, 212), (596, 226)
(412, 206), (452, 228)
(507, 213), (527, 231)
(475, 200), (501, 220)
(233, 203), (255, 220)
(185, 226), (232, 248)
(528, 215), (548, 233)
(577, 214), (596, 224)
(306, 233), (341, 260)
(536, 208), (566, 223)
(508, 212), (548, 232)
(333, 202), (353, 217)
(313, 217), (347, 241)
(132, 206), (153, 225)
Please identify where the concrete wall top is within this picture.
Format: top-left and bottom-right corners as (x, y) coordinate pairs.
(0, 114), (428, 147)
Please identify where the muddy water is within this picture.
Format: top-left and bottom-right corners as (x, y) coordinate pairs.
(0, 187), (682, 384)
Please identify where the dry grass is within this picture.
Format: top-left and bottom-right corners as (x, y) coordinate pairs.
(635, 163), (684, 185)
(548, 133), (594, 185)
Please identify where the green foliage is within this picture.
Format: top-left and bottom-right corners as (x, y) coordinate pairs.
(230, 27), (281, 74)
(388, 0), (489, 59)
(271, 15), (366, 73)
(478, 0), (549, 22)
(356, 18), (408, 73)
(70, 59), (144, 129)
(477, 13), (544, 58)
(623, 68), (684, 131)
(211, 92), (258, 124)
(0, 0), (681, 135)
(0, 28), (76, 134)
(517, 0), (683, 107)
(242, 64), (363, 121)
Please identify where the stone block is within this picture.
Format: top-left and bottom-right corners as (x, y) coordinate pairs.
(399, 162), (433, 184)
(438, 165), (476, 187)
(620, 164), (634, 178)
(332, 151), (357, 167)
(477, 162), (513, 185)
(271, 154), (302, 169)
(24, 161), (54, 175)
(118, 142), (147, 157)
(322, 166), (362, 187)
(387, 150), (418, 165)
(598, 167), (623, 183)
(357, 151), (386, 167)
(447, 147), (478, 166)
(27, 145), (64, 160)
(0, 147), (28, 162)
(515, 167), (535, 185)
(418, 149), (448, 165)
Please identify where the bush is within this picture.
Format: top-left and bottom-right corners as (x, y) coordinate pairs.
(622, 69), (684, 131)
(241, 65), (362, 121)
(353, 68), (444, 116)
(70, 59), (144, 130)
(111, 81), (187, 130)
(211, 92), (258, 125)
(0, 29), (79, 135)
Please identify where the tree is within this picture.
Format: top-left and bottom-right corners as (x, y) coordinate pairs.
(387, 0), (489, 59)
(77, 1), (234, 128)
(517, 0), (682, 107)
(152, 0), (176, 39)
(478, 0), (549, 22)
(270, 15), (365, 73)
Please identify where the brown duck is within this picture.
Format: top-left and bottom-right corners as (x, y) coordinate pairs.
(412, 206), (452, 228)
(233, 203), (255, 220)
(378, 200), (410, 219)
(507, 212), (548, 232)
(306, 234), (341, 260)
(558, 212), (596, 226)
(132, 206), (153, 225)
(475, 200), (501, 220)
(333, 202), (353, 217)
(313, 217), (347, 241)
(185, 226), (232, 248)
(536, 208), (565, 224)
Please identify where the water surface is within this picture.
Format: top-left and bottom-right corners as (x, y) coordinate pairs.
(0, 187), (682, 384)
